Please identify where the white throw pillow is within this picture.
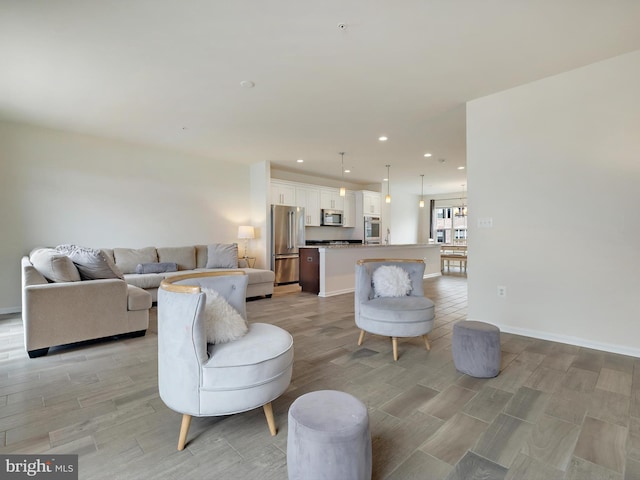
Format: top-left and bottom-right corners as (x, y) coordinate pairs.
(201, 287), (248, 343)
(372, 265), (412, 298)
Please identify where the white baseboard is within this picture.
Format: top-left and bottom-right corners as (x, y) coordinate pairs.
(424, 272), (442, 279)
(490, 323), (640, 359)
(319, 287), (354, 298)
(0, 306), (21, 315)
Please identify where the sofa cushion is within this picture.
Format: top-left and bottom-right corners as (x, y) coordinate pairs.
(56, 245), (123, 280)
(123, 273), (165, 290)
(202, 287), (248, 344)
(114, 247), (158, 274)
(127, 285), (152, 311)
(135, 262), (177, 274)
(195, 245), (208, 268)
(206, 243), (239, 269)
(30, 248), (81, 283)
(157, 246), (196, 270)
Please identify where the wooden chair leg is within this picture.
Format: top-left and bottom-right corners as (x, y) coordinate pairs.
(357, 330), (366, 346)
(423, 334), (431, 351)
(263, 402), (277, 436)
(178, 413), (192, 451)
(392, 337), (399, 361)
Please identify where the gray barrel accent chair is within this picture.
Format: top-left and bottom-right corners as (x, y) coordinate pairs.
(157, 272), (293, 451)
(355, 259), (435, 361)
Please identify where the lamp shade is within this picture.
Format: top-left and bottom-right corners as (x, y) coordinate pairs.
(238, 225), (255, 239)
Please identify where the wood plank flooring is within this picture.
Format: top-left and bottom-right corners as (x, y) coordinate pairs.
(1, 273), (640, 479)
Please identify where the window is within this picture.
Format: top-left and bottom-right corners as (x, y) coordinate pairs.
(434, 207), (467, 244)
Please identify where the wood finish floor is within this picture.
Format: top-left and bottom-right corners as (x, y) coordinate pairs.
(2, 273), (640, 479)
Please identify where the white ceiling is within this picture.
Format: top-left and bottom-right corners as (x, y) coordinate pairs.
(2, 1), (640, 195)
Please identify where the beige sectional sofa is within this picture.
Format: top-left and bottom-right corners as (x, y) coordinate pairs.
(21, 243), (274, 358)
(21, 255), (151, 358)
(104, 244), (275, 302)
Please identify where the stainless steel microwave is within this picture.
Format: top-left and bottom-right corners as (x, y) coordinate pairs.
(321, 209), (344, 226)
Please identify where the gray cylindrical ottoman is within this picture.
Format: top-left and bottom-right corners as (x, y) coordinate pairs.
(287, 390), (371, 480)
(452, 320), (501, 378)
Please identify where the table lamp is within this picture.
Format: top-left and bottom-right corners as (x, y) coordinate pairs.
(237, 225), (255, 258)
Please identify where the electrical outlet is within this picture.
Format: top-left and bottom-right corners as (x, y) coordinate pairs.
(478, 217), (493, 228)
(497, 286), (507, 297)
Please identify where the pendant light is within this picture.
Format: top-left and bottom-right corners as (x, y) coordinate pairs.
(419, 174), (425, 208)
(455, 184), (467, 217)
(339, 152), (346, 197)
(385, 164), (391, 203)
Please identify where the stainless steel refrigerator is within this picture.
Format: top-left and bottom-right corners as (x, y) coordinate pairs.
(271, 205), (305, 285)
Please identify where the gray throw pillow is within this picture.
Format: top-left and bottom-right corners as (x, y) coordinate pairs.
(135, 262), (178, 274)
(56, 244), (124, 280)
(30, 248), (81, 283)
(206, 243), (239, 269)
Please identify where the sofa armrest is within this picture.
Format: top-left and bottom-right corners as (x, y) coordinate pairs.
(23, 279), (129, 351)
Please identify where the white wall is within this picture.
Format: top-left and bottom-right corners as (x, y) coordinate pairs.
(385, 191), (420, 245)
(467, 50), (640, 356)
(0, 121), (255, 312)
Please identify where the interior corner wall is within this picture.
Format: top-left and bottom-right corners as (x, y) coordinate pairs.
(466, 50), (640, 356)
(0, 121), (252, 312)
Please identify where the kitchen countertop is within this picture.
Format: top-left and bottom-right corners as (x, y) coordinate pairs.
(302, 243), (440, 249)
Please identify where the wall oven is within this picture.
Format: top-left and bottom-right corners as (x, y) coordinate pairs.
(364, 215), (381, 244)
(321, 209), (344, 226)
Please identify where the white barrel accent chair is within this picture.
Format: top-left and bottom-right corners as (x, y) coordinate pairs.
(354, 259), (435, 361)
(157, 271), (293, 450)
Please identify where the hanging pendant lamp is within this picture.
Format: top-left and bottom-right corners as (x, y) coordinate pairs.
(339, 152), (346, 197)
(385, 165), (391, 203)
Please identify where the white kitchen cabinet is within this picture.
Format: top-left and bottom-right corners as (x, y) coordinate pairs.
(320, 188), (344, 211)
(362, 191), (381, 215)
(296, 185), (321, 226)
(343, 191), (356, 227)
(271, 181), (296, 206)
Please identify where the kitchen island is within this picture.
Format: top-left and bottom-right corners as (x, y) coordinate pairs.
(299, 244), (441, 297)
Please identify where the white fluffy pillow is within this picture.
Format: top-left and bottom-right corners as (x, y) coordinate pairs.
(201, 287), (248, 343)
(372, 265), (412, 298)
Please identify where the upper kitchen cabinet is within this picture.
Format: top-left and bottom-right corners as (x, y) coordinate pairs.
(320, 188), (344, 211)
(296, 185), (321, 226)
(343, 191), (356, 227)
(362, 191), (381, 216)
(271, 180), (296, 206)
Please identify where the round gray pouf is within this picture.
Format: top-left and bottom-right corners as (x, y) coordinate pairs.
(452, 320), (501, 378)
(287, 390), (371, 480)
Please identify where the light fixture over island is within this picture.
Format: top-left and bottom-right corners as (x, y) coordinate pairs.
(299, 243), (441, 297)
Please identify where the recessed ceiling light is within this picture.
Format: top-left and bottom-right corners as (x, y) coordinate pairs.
(344, 169), (351, 173)
(378, 136), (388, 142)
(457, 166), (465, 170)
(383, 178), (388, 182)
(240, 80), (255, 88)
(424, 153), (432, 157)
(296, 159), (304, 163)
